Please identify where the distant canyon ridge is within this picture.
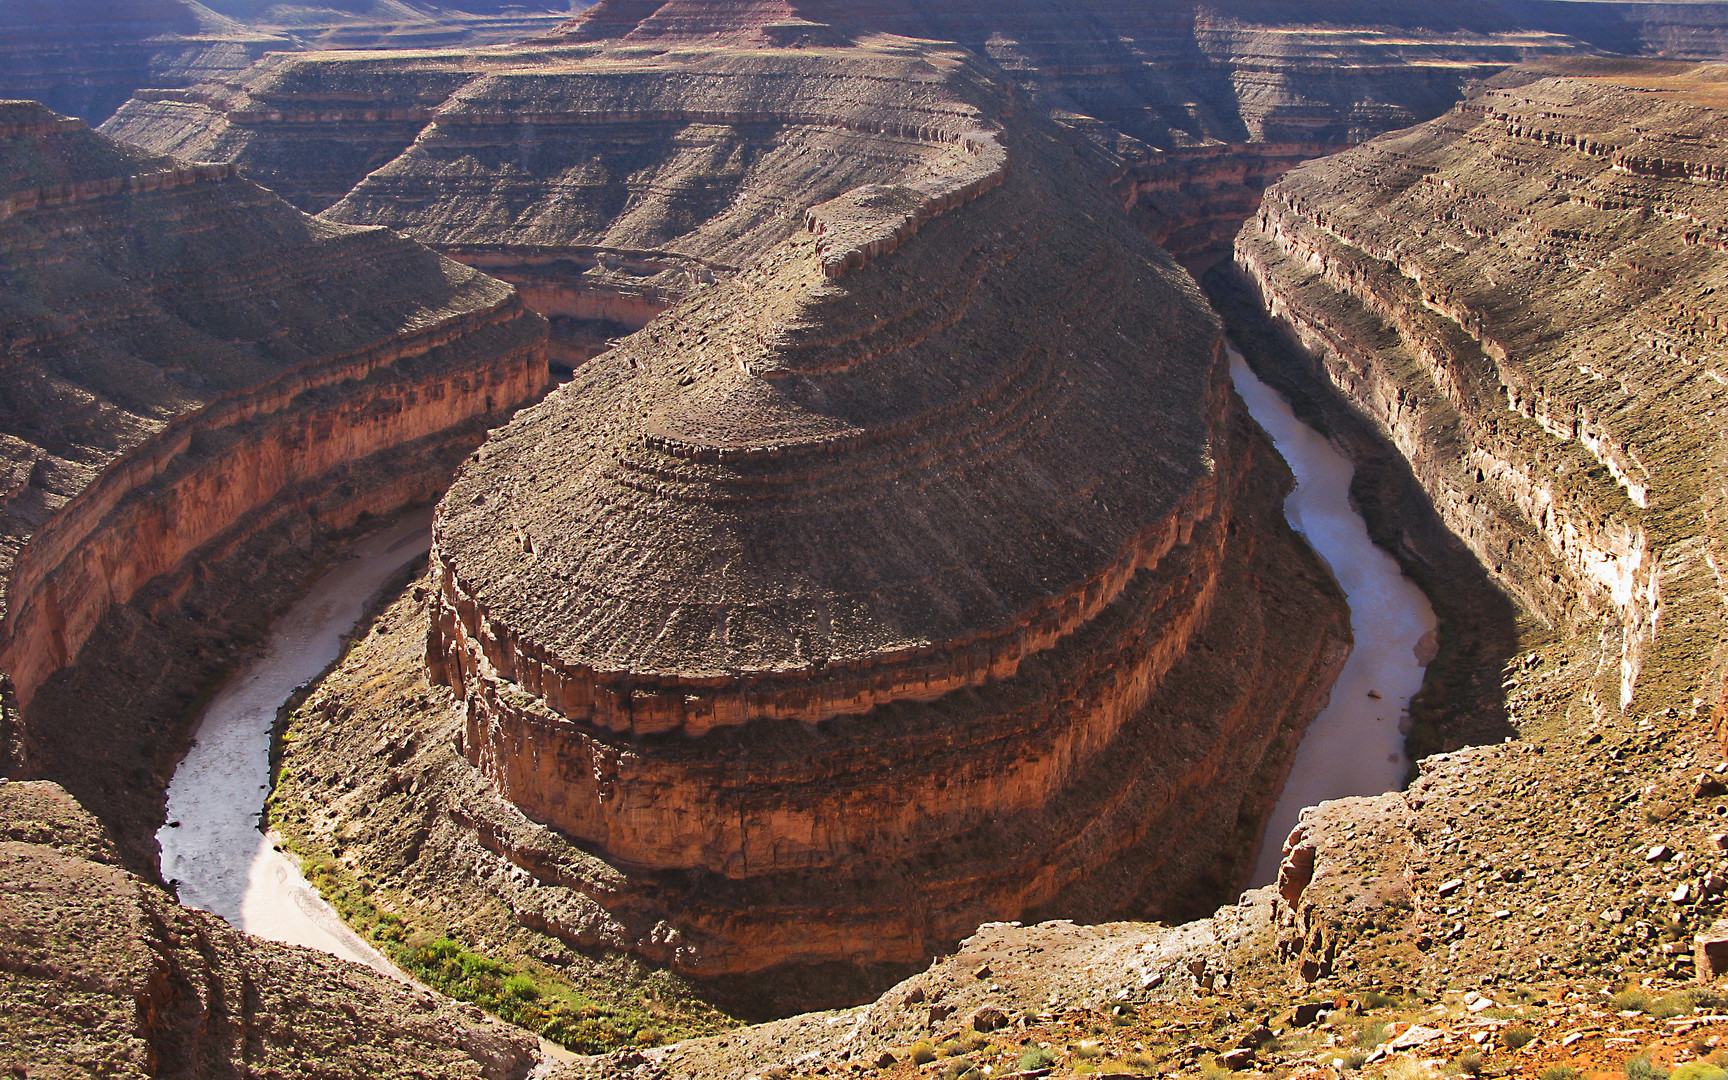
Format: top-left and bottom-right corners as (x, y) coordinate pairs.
(5, 0), (1728, 1064)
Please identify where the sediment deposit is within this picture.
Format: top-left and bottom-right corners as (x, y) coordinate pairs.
(1234, 58), (1728, 730)
(0, 101), (548, 869)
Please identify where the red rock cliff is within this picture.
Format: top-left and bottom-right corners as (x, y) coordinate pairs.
(0, 102), (548, 862)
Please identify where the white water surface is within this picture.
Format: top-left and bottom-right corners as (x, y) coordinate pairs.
(158, 511), (432, 977)
(1231, 348), (1439, 887)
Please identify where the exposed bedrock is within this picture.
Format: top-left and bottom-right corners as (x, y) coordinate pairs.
(1233, 57), (1728, 729)
(0, 0), (287, 126)
(0, 779), (539, 1078)
(401, 51), (1351, 978)
(0, 102), (549, 867)
(101, 0), (1728, 329)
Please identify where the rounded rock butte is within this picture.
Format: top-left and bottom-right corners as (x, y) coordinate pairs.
(422, 35), (1351, 977)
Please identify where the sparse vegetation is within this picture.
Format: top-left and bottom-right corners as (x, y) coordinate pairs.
(1505, 1025), (1536, 1050)
(1017, 1047), (1057, 1071)
(1628, 1053), (1672, 1080)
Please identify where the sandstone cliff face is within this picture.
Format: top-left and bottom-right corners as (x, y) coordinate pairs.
(0, 779), (540, 1077)
(0, 101), (548, 867)
(242, 26), (1355, 987)
(1234, 58), (1728, 729)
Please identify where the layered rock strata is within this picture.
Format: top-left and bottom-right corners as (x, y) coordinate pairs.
(385, 42), (1354, 980)
(195, 1), (580, 50)
(0, 0), (285, 125)
(100, 0), (1695, 341)
(0, 779), (539, 1078)
(0, 101), (548, 865)
(1234, 58), (1728, 728)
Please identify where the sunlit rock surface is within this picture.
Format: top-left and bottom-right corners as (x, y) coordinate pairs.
(0, 101), (547, 867)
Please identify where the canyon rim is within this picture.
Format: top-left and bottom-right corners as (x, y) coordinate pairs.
(9, 2), (1728, 1078)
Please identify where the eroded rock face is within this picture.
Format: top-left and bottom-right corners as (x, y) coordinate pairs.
(1233, 57), (1728, 725)
(386, 33), (1354, 980)
(0, 779), (539, 1078)
(100, 0), (1717, 345)
(0, 0), (285, 125)
(0, 101), (548, 865)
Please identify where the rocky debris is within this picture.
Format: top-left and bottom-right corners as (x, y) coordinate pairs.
(0, 101), (547, 872)
(0, 780), (539, 1077)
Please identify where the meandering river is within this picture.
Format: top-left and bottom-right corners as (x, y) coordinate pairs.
(156, 349), (1437, 971)
(157, 511), (433, 979)
(1230, 347), (1439, 887)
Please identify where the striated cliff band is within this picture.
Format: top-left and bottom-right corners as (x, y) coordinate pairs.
(259, 13), (1354, 1015)
(100, 0), (1728, 368)
(0, 0), (586, 128)
(0, 100), (548, 872)
(1231, 57), (1728, 737)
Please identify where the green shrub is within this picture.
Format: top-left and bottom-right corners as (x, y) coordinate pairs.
(1627, 1055), (1671, 1080)
(1452, 1050), (1485, 1077)
(938, 1039), (964, 1057)
(1125, 1052), (1156, 1073)
(1669, 1063), (1727, 1080)
(1357, 1022), (1391, 1048)
(1614, 990), (1655, 1014)
(1504, 1026), (1536, 1050)
(1072, 1042), (1105, 1060)
(941, 1060), (976, 1080)
(1018, 1047), (1057, 1072)
(910, 1041), (937, 1065)
(1542, 1067), (1582, 1080)
(504, 973), (540, 1002)
(1364, 991), (1399, 1010)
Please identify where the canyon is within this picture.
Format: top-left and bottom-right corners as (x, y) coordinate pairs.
(264, 14), (1357, 1011)
(0, 1), (581, 129)
(0, 99), (549, 876)
(9, 1), (1728, 1077)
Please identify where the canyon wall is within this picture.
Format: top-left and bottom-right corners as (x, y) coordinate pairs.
(0, 1), (587, 128)
(254, 23), (1352, 999)
(0, 0), (285, 125)
(0, 101), (548, 867)
(101, 0), (1728, 341)
(1233, 57), (1728, 731)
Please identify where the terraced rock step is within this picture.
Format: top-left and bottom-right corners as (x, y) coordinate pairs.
(0, 100), (548, 870)
(1233, 57), (1728, 730)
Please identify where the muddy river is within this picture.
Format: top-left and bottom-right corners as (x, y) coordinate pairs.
(158, 511), (432, 979)
(1231, 348), (1439, 886)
